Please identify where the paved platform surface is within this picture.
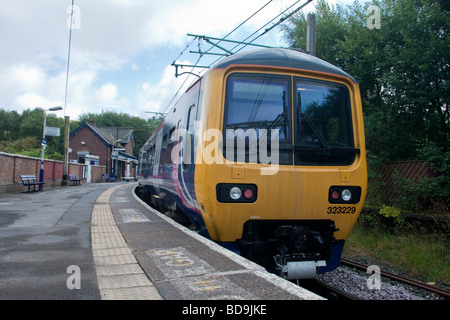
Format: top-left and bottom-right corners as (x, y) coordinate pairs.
(0, 182), (323, 300)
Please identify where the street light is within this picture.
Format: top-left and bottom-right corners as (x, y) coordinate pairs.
(40, 106), (63, 190)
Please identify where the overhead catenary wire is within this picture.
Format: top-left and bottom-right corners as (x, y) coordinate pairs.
(199, 0), (273, 57)
(162, 0), (274, 115)
(233, 0), (312, 54)
(162, 0), (312, 115)
(214, 0), (311, 60)
(172, 36), (197, 65)
(163, 54), (203, 114)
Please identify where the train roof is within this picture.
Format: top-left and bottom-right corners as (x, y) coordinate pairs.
(211, 48), (356, 83)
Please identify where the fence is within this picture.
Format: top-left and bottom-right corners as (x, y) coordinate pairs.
(366, 160), (436, 206)
(0, 152), (106, 193)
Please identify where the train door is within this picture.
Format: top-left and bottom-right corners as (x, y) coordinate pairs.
(153, 129), (163, 195)
(173, 79), (203, 218)
(181, 104), (197, 200)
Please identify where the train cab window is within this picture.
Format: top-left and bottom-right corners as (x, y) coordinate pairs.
(224, 74), (292, 165)
(294, 78), (357, 165)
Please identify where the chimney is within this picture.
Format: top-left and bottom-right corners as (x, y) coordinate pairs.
(90, 118), (96, 127)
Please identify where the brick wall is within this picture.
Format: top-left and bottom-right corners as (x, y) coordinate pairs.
(0, 152), (106, 193)
(69, 125), (111, 173)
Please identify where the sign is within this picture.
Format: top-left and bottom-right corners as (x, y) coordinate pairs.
(45, 126), (61, 137)
(41, 138), (47, 150)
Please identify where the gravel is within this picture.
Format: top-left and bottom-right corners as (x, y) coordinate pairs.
(317, 265), (445, 300)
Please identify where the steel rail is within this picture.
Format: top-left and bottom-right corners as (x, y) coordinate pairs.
(312, 279), (360, 300)
(340, 259), (450, 300)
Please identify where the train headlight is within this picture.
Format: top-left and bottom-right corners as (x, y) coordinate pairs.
(328, 186), (362, 204)
(341, 189), (352, 201)
(229, 187), (242, 200)
(331, 190), (341, 200)
(244, 188), (254, 199)
(216, 184), (257, 203)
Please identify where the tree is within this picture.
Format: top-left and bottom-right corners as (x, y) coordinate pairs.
(0, 108), (71, 160)
(283, 0), (349, 65)
(0, 109), (21, 141)
(283, 0), (449, 162)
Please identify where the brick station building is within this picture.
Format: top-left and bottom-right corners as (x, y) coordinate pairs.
(69, 119), (138, 180)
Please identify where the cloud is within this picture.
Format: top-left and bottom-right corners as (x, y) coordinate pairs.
(0, 0), (324, 120)
(136, 62), (189, 117)
(97, 83), (118, 101)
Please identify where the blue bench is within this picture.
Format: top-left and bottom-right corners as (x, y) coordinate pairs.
(20, 175), (45, 192)
(68, 174), (83, 185)
(103, 173), (115, 182)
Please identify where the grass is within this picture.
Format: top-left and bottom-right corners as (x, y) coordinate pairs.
(343, 223), (449, 284)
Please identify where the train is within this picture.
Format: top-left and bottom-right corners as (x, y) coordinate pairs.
(137, 48), (367, 279)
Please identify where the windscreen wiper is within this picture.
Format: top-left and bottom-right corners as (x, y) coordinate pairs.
(265, 112), (286, 142)
(297, 92), (331, 152)
(330, 146), (360, 154)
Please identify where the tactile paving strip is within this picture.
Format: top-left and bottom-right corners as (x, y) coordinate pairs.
(91, 185), (163, 300)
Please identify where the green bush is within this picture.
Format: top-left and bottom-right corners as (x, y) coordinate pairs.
(398, 141), (449, 213)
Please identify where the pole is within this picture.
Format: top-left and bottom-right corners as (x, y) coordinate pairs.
(62, 0), (75, 186)
(39, 106), (62, 189)
(39, 111), (47, 190)
(126, 158), (130, 182)
(62, 115), (70, 186)
(306, 13), (316, 56)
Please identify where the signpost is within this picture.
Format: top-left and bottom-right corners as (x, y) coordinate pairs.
(40, 106), (63, 190)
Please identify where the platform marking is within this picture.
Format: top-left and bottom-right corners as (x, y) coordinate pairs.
(146, 247), (257, 299)
(119, 208), (150, 223)
(146, 247), (215, 280)
(169, 274), (256, 300)
(91, 184), (163, 300)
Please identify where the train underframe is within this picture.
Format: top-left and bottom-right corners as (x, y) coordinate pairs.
(238, 220), (340, 279)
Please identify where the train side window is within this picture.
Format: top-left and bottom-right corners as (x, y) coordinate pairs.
(150, 146), (156, 168)
(144, 150), (150, 169)
(183, 105), (196, 170)
(187, 105), (196, 134)
(168, 127), (176, 164)
(160, 133), (168, 166)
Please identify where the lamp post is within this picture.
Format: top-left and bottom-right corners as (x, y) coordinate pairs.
(40, 106), (63, 190)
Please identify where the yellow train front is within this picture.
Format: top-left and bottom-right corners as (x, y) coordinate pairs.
(138, 48), (367, 279)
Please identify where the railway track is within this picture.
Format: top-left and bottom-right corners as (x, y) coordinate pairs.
(340, 259), (450, 300)
(296, 278), (360, 300)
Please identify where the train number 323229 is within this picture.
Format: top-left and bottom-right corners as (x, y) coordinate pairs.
(327, 206), (356, 214)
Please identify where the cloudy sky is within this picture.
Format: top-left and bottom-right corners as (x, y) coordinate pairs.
(0, 0), (356, 120)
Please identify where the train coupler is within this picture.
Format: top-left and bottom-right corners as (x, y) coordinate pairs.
(275, 256), (326, 280)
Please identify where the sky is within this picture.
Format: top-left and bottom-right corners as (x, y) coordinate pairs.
(0, 0), (357, 121)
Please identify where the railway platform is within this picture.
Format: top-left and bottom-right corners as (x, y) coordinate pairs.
(0, 181), (323, 300)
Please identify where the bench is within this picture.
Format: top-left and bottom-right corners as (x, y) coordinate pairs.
(20, 175), (45, 192)
(103, 173), (115, 182)
(68, 174), (83, 185)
